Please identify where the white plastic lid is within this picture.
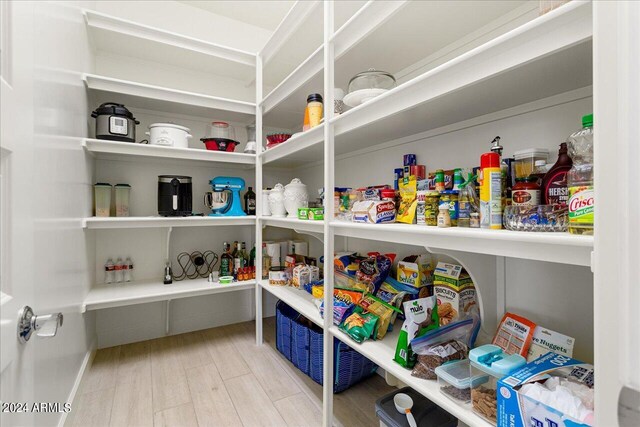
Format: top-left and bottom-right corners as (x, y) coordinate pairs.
(149, 123), (191, 132)
(434, 359), (488, 389)
(534, 160), (547, 167)
(514, 148), (549, 160)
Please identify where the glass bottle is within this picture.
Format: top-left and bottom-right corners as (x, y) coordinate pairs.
(220, 242), (232, 276)
(233, 242), (243, 279)
(241, 242), (249, 267)
(567, 114), (594, 235)
(244, 187), (256, 215)
(249, 244), (256, 267)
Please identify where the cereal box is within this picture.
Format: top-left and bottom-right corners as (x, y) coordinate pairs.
(433, 262), (476, 325)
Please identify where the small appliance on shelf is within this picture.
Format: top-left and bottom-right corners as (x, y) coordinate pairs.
(157, 175), (192, 217)
(146, 123), (192, 148)
(204, 176), (247, 216)
(201, 121), (238, 152)
(343, 69), (396, 107)
(91, 102), (140, 142)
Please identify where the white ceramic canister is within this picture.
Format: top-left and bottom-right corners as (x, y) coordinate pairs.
(283, 178), (309, 218)
(262, 189), (272, 216)
(146, 123), (192, 148)
(268, 183), (287, 217)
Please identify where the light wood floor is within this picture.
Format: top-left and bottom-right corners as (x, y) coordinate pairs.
(70, 317), (394, 427)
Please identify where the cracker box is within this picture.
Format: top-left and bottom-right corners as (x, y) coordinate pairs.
(497, 352), (594, 427)
(433, 262), (476, 325)
(351, 200), (396, 223)
(396, 254), (434, 289)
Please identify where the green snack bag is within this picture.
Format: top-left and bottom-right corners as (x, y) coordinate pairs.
(339, 308), (378, 343)
(394, 296), (439, 368)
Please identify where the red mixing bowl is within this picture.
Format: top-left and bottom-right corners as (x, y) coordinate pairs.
(201, 137), (238, 152)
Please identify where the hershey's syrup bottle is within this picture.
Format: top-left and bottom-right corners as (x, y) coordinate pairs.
(542, 142), (573, 206)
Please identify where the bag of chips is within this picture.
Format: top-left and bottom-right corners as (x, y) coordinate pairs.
(358, 294), (402, 340)
(319, 288), (365, 326)
(355, 253), (393, 294)
(339, 308), (378, 343)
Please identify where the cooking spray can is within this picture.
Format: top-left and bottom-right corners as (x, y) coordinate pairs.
(479, 136), (503, 229)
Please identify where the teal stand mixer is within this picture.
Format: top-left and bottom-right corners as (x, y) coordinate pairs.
(205, 176), (247, 216)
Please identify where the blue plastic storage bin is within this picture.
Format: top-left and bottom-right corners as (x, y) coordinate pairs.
(276, 300), (377, 393)
(275, 300), (299, 361)
(291, 319), (310, 375)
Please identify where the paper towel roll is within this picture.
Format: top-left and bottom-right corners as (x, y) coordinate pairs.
(287, 240), (296, 255)
(294, 240), (308, 256)
(265, 242), (281, 267)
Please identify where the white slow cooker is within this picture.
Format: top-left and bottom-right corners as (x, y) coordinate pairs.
(146, 123), (192, 148)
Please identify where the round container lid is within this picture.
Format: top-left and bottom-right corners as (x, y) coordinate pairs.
(514, 148), (549, 160)
(515, 177), (537, 183)
(149, 123), (191, 132)
(307, 93), (323, 103)
(94, 183), (112, 187)
(92, 102), (135, 119)
(434, 359), (488, 389)
(582, 113), (593, 127)
(114, 183), (131, 187)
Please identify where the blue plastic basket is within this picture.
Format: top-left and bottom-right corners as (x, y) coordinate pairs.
(291, 319), (310, 375)
(275, 301), (299, 362)
(309, 325), (378, 393)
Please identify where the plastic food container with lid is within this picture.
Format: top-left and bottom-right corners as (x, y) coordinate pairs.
(513, 148), (549, 179)
(434, 359), (488, 404)
(469, 344), (526, 424)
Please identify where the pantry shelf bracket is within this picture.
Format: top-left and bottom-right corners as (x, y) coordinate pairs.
(293, 229), (324, 243)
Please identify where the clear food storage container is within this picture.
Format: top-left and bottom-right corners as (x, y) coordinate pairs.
(514, 148), (549, 179)
(94, 183), (112, 217)
(434, 359), (487, 404)
(469, 344), (526, 425)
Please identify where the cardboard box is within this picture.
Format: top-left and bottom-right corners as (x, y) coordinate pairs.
(396, 255), (434, 289)
(433, 262), (476, 325)
(497, 352), (594, 427)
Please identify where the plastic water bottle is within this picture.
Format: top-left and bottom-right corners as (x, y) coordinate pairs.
(567, 114), (594, 235)
(115, 257), (124, 283)
(105, 258), (115, 284)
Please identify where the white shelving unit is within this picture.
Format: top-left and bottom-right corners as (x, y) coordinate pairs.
(83, 278), (256, 312)
(83, 216), (256, 230)
(84, 74), (256, 122)
(253, 2), (607, 426)
(258, 280), (322, 327)
(83, 138), (256, 167)
(84, 10), (256, 82)
(330, 221), (593, 266)
(260, 216), (324, 234)
(78, 1), (634, 425)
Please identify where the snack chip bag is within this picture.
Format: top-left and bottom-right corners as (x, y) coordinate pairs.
(319, 289), (365, 326)
(339, 308), (378, 343)
(358, 294), (402, 340)
(394, 296), (439, 368)
(396, 176), (418, 224)
(355, 253), (393, 294)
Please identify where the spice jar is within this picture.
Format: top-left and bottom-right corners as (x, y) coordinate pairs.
(424, 191), (440, 226)
(416, 191), (427, 225)
(440, 190), (459, 226)
(512, 177), (541, 207)
(435, 169), (445, 192)
(437, 205), (451, 228)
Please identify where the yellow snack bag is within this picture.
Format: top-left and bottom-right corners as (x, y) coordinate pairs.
(397, 176), (417, 224)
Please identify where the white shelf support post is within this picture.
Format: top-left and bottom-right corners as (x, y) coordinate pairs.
(255, 53), (264, 345)
(322, 2), (335, 427)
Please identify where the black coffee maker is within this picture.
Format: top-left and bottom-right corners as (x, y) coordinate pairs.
(158, 175), (192, 216)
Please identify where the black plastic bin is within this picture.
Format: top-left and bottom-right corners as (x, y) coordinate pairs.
(375, 387), (458, 427)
